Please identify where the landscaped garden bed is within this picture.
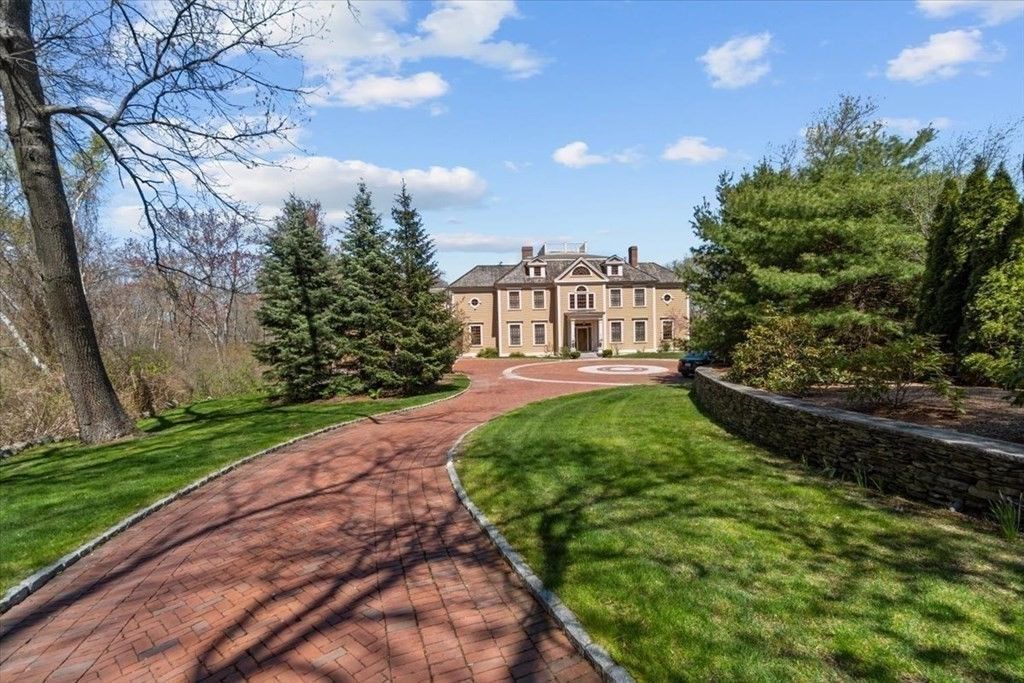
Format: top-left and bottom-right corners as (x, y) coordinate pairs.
(456, 384), (1024, 681)
(0, 377), (467, 595)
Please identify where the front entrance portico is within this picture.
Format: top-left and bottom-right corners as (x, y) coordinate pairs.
(564, 310), (605, 352)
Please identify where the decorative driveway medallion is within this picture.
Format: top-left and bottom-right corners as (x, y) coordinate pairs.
(577, 364), (667, 375)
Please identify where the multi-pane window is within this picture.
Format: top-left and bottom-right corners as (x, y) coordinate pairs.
(633, 288), (646, 307)
(533, 290), (545, 309)
(662, 319), (674, 341)
(569, 286), (595, 310)
(509, 323), (522, 346)
(605, 264), (622, 276)
(572, 265), (590, 276)
(528, 266), (545, 277)
(633, 320), (647, 343)
(609, 288), (622, 307)
(533, 323), (546, 345)
(610, 321), (623, 343)
(469, 324), (482, 346)
(508, 290), (521, 310)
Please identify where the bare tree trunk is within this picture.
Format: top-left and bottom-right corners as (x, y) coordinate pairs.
(0, 0), (134, 443)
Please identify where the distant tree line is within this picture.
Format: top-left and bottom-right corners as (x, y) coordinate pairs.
(683, 95), (1023, 404)
(254, 183), (461, 401)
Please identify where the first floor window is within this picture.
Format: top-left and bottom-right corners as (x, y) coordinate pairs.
(533, 323), (546, 345)
(508, 290), (521, 310)
(610, 320), (623, 343)
(609, 288), (622, 307)
(633, 288), (646, 307)
(533, 290), (545, 309)
(662, 319), (674, 341)
(633, 320), (647, 343)
(469, 324), (482, 346)
(509, 323), (522, 346)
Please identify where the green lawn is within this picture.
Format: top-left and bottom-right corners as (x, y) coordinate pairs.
(0, 377), (467, 594)
(456, 385), (1023, 682)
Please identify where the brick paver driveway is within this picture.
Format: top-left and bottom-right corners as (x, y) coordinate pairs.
(1, 359), (677, 682)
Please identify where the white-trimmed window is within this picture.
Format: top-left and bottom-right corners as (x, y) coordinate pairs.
(609, 288), (622, 308)
(468, 324), (482, 346)
(605, 264), (622, 277)
(662, 292), (673, 304)
(469, 297), (481, 309)
(661, 319), (674, 341)
(633, 319), (647, 343)
(610, 320), (623, 343)
(569, 285), (595, 310)
(528, 265), (546, 277)
(533, 290), (545, 309)
(509, 323), (522, 346)
(633, 288), (646, 307)
(508, 290), (521, 310)
(533, 322), (546, 346)
(572, 265), (590, 276)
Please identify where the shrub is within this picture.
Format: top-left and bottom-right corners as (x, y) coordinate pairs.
(844, 336), (962, 412)
(508, 352), (526, 358)
(476, 347), (499, 358)
(964, 350), (1024, 407)
(728, 316), (840, 395)
(559, 346), (581, 359)
(601, 349), (614, 358)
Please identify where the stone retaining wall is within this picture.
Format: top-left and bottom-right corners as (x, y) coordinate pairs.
(693, 368), (1024, 516)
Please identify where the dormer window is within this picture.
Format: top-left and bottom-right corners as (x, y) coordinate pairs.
(527, 265), (545, 277)
(605, 264), (622, 276)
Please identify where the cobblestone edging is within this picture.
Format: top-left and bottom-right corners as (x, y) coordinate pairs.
(446, 427), (635, 683)
(693, 368), (1024, 516)
(0, 378), (471, 615)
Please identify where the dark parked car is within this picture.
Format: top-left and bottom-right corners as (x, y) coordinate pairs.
(678, 351), (713, 377)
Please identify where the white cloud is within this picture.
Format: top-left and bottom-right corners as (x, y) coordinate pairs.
(880, 116), (954, 135)
(503, 160), (531, 172)
(661, 136), (728, 163)
(699, 32), (773, 89)
(916, 0), (1024, 25)
(324, 71), (449, 109)
(105, 204), (145, 237)
(886, 29), (1002, 82)
(293, 1), (542, 108)
(552, 141), (608, 168)
(203, 155), (487, 217)
(552, 141), (641, 169)
(431, 232), (526, 252)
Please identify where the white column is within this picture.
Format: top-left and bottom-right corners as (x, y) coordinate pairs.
(570, 322), (576, 350)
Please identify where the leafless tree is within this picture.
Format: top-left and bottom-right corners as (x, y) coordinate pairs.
(0, 0), (315, 442)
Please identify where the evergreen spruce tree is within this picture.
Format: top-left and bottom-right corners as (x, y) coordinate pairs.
(958, 164), (1022, 353)
(390, 182), (460, 391)
(253, 197), (343, 400)
(337, 182), (404, 394)
(916, 178), (960, 346)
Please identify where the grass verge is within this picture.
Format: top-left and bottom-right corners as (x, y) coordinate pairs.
(456, 384), (1023, 681)
(0, 376), (467, 594)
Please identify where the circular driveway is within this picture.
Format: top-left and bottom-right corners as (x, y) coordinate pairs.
(1, 359), (675, 682)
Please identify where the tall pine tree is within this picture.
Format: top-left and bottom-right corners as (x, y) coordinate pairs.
(916, 178), (961, 347)
(254, 198), (343, 400)
(390, 183), (460, 391)
(337, 182), (404, 394)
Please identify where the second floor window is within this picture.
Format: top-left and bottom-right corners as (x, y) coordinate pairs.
(508, 291), (521, 310)
(634, 288), (646, 307)
(533, 290), (545, 309)
(609, 288), (622, 307)
(569, 286), (595, 309)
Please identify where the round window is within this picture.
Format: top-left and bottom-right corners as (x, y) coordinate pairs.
(662, 293), (672, 303)
(469, 297), (481, 308)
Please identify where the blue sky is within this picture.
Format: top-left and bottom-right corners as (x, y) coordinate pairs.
(102, 0), (1024, 280)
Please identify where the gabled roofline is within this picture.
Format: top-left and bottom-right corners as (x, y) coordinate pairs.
(553, 256), (608, 282)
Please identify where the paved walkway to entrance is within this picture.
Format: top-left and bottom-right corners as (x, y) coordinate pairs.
(1, 359), (676, 682)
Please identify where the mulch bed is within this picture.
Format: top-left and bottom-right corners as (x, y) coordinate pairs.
(800, 385), (1024, 446)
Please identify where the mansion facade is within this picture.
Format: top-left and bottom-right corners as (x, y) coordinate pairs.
(449, 242), (689, 357)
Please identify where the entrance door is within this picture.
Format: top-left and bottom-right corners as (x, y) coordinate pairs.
(576, 325), (590, 351)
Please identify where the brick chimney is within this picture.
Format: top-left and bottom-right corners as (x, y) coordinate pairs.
(628, 245), (638, 267)
(521, 245), (534, 260)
